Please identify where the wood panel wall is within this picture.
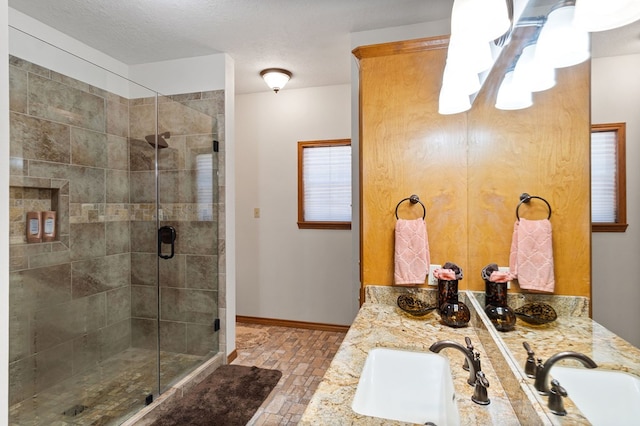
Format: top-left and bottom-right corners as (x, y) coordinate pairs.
(354, 35), (591, 298)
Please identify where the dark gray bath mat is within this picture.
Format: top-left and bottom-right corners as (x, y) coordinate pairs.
(150, 365), (282, 426)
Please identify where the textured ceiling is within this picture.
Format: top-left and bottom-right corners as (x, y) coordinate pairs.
(8, 0), (640, 94)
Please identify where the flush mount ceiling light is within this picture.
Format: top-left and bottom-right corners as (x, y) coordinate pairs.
(260, 68), (292, 93)
(574, 0), (640, 32)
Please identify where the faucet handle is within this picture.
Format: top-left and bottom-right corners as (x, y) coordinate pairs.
(465, 336), (474, 350)
(548, 379), (568, 416)
(471, 371), (490, 405)
(462, 337), (474, 371)
(523, 341), (534, 356)
(523, 342), (536, 378)
(474, 350), (482, 373)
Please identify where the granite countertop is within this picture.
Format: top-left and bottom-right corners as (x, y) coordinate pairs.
(493, 315), (640, 425)
(300, 287), (640, 425)
(498, 316), (640, 377)
(299, 301), (520, 425)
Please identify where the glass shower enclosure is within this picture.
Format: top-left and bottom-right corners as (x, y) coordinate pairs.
(8, 29), (222, 425)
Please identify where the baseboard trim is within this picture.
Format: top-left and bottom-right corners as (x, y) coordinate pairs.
(236, 315), (350, 333)
(226, 349), (238, 363)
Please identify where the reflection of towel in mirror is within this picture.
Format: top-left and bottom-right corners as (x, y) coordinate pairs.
(509, 218), (555, 293)
(394, 219), (430, 285)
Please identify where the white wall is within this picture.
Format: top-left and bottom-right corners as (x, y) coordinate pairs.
(591, 53), (640, 348)
(235, 85), (355, 325)
(129, 54), (227, 96)
(2, 0), (11, 421)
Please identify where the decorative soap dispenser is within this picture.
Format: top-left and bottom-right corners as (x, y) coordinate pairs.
(481, 263), (516, 332)
(434, 262), (470, 328)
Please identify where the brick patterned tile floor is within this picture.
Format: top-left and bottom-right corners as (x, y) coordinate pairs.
(232, 323), (346, 425)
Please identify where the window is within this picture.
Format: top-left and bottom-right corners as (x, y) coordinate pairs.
(297, 139), (351, 230)
(591, 122), (627, 232)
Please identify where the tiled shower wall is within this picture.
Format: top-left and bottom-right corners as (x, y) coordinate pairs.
(7, 55), (224, 406)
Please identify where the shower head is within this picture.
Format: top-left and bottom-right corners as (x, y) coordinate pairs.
(145, 131), (170, 149)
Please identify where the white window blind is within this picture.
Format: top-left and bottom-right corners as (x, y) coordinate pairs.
(591, 130), (617, 223)
(302, 145), (352, 222)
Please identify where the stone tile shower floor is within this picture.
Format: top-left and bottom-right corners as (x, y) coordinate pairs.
(9, 348), (205, 426)
(232, 322), (346, 425)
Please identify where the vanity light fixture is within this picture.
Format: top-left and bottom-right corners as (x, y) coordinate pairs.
(438, 81), (472, 115)
(447, 32), (494, 74)
(495, 69), (533, 111)
(535, 1), (590, 69)
(513, 41), (556, 93)
(450, 0), (511, 43)
(260, 68), (292, 93)
(438, 0), (507, 115)
(574, 0), (640, 32)
(438, 57), (478, 115)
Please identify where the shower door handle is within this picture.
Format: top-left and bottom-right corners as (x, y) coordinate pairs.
(158, 226), (176, 259)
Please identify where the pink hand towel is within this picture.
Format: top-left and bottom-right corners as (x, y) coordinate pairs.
(394, 218), (430, 285)
(509, 218), (555, 293)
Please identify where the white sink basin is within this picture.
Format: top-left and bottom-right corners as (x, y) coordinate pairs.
(551, 366), (640, 425)
(352, 347), (460, 425)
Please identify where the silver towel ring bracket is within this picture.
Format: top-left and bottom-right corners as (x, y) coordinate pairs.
(395, 194), (426, 220)
(516, 193), (552, 220)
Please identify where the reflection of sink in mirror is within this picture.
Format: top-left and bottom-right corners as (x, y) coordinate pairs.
(352, 347), (460, 425)
(551, 367), (640, 425)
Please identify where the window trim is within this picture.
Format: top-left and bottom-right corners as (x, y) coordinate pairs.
(297, 139), (352, 230)
(591, 122), (627, 232)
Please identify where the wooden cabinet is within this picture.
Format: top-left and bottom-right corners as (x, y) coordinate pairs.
(354, 35), (590, 298)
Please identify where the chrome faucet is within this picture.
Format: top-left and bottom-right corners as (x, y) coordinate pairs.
(534, 351), (598, 395)
(430, 339), (481, 386)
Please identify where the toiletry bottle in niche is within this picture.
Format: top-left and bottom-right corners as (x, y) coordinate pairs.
(26, 211), (42, 243)
(42, 211), (57, 242)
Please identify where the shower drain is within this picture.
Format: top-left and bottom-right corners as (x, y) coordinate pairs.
(62, 404), (88, 417)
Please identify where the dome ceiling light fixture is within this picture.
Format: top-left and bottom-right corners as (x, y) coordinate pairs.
(260, 68), (292, 93)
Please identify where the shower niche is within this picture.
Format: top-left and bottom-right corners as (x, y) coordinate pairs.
(10, 178), (66, 246)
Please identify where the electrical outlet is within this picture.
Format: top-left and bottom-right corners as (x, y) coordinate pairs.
(498, 266), (512, 289)
(428, 264), (441, 286)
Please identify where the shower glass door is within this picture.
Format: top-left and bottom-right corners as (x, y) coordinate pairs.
(8, 27), (220, 425)
(154, 94), (220, 392)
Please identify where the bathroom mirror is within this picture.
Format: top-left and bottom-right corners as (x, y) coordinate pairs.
(461, 1), (597, 421)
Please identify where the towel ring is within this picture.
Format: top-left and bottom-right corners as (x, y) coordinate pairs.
(516, 193), (552, 220)
(395, 194), (426, 220)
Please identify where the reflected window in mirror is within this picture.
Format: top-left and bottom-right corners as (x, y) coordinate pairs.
(297, 139), (352, 230)
(591, 122), (627, 232)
